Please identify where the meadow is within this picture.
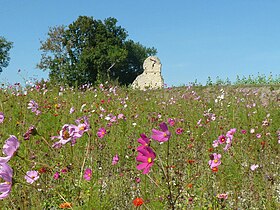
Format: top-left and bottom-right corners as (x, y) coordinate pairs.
(0, 79), (279, 209)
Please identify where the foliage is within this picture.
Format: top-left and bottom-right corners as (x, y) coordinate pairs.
(0, 80), (279, 209)
(0, 36), (13, 73)
(37, 16), (157, 86)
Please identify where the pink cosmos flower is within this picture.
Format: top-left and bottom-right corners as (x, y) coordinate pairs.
(52, 124), (80, 148)
(0, 163), (13, 200)
(256, 133), (261, 139)
(217, 193), (228, 200)
(226, 128), (236, 139)
(97, 128), (106, 138)
(0, 135), (20, 164)
(218, 135), (226, 144)
(25, 170), (39, 184)
(137, 134), (150, 150)
(53, 172), (60, 180)
(75, 116), (90, 136)
(83, 168), (92, 181)
(0, 112), (4, 123)
(212, 140), (219, 148)
(176, 128), (184, 135)
(151, 122), (171, 142)
(136, 146), (156, 174)
(168, 118), (175, 126)
(27, 100), (41, 115)
(112, 154), (119, 165)
(208, 153), (222, 169)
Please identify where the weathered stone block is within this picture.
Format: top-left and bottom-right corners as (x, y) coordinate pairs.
(132, 56), (164, 90)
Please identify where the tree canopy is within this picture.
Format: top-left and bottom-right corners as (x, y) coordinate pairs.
(0, 36), (13, 73)
(38, 16), (157, 86)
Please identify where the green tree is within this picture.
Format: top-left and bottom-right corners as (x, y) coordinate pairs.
(0, 36), (13, 72)
(38, 16), (156, 86)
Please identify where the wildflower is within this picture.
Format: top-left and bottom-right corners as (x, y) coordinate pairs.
(151, 122), (171, 142)
(250, 164), (259, 171)
(217, 193), (228, 200)
(75, 116), (90, 136)
(218, 135), (226, 144)
(241, 129), (247, 134)
(209, 153), (222, 169)
(212, 166), (219, 173)
(135, 177), (141, 183)
(59, 202), (72, 208)
(256, 133), (261, 139)
(0, 112), (4, 123)
(25, 170), (39, 184)
(136, 146), (156, 174)
(176, 128), (184, 135)
(112, 154), (119, 165)
(226, 128), (236, 139)
(168, 118), (175, 126)
(250, 128), (255, 134)
(0, 163), (13, 200)
(23, 125), (37, 140)
(83, 168), (92, 181)
(69, 107), (75, 114)
(212, 140), (219, 148)
(0, 135), (20, 164)
(137, 133), (150, 150)
(53, 172), (60, 180)
(133, 197), (144, 207)
(27, 100), (41, 115)
(52, 124), (80, 148)
(97, 127), (106, 138)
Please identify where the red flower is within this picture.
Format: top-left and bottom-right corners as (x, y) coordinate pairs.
(133, 197), (144, 207)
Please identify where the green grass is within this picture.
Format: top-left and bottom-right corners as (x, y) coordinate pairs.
(0, 81), (279, 209)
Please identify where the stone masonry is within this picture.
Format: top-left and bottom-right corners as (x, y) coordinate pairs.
(131, 56), (164, 90)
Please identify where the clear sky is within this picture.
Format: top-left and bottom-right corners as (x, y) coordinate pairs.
(1, 0), (280, 86)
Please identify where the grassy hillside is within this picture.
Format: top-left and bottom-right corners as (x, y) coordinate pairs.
(0, 82), (279, 209)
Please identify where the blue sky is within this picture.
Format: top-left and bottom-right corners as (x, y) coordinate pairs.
(1, 0), (280, 86)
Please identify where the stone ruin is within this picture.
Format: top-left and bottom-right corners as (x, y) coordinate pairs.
(131, 56), (164, 90)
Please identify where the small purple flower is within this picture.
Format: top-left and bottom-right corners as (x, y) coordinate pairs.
(151, 122), (171, 142)
(52, 124), (80, 148)
(83, 168), (92, 181)
(0, 163), (13, 200)
(69, 107), (75, 114)
(168, 118), (175, 126)
(25, 170), (39, 184)
(136, 146), (156, 174)
(0, 112), (4, 123)
(112, 154), (119, 165)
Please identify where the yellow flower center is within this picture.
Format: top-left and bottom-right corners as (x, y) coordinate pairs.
(214, 159), (218, 163)
(147, 157), (152, 163)
(62, 130), (70, 139)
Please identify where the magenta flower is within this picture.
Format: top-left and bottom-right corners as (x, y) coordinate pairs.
(75, 116), (90, 135)
(168, 118), (175, 126)
(137, 133), (150, 150)
(25, 170), (39, 184)
(112, 154), (119, 165)
(0, 112), (4, 123)
(53, 172), (60, 180)
(0, 135), (20, 164)
(217, 193), (228, 200)
(136, 146), (156, 174)
(218, 135), (226, 144)
(97, 128), (106, 138)
(151, 122), (171, 142)
(83, 168), (92, 181)
(176, 128), (184, 135)
(208, 153), (222, 169)
(0, 163), (13, 200)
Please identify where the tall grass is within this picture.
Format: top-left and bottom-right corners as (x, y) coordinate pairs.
(0, 80), (279, 209)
